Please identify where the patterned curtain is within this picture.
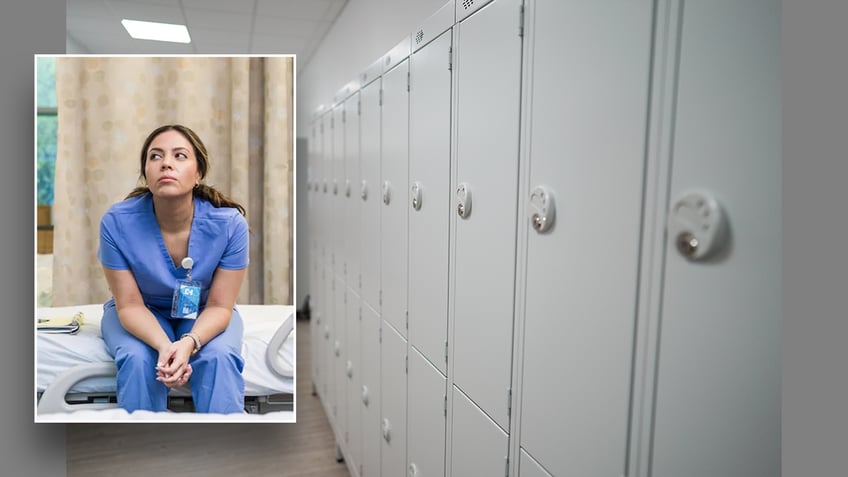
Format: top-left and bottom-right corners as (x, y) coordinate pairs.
(52, 56), (293, 306)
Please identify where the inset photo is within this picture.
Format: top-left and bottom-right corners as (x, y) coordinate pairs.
(35, 55), (296, 423)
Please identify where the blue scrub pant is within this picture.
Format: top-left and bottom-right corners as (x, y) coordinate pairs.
(101, 300), (245, 414)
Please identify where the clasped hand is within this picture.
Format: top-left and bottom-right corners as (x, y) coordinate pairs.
(156, 339), (194, 388)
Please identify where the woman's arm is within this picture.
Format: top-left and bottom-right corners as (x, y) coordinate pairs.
(102, 266), (172, 352)
(184, 267), (247, 349)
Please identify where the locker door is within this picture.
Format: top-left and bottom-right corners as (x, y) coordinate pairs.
(517, 1), (654, 476)
(322, 112), (334, 265)
(309, 120), (322, 389)
(310, 252), (321, 393)
(452, 0), (522, 431)
(518, 449), (552, 477)
(321, 265), (334, 416)
(650, 1), (780, 476)
(345, 93), (361, 289)
(346, 287), (362, 472)
(380, 321), (407, 477)
(333, 104), (346, 280)
(380, 60), (410, 337)
(360, 79), (382, 312)
(450, 386), (508, 477)
(360, 302), (381, 477)
(334, 276), (347, 440)
(408, 347), (447, 477)
(409, 29), (452, 375)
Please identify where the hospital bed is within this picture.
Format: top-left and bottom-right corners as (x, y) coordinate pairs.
(36, 303), (295, 421)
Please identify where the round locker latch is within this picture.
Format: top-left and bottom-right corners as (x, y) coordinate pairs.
(668, 190), (729, 261)
(362, 385), (369, 406)
(346, 360), (353, 378)
(361, 180), (368, 201)
(382, 418), (391, 442)
(456, 182), (472, 219)
(528, 185), (555, 233)
(408, 463), (419, 477)
(345, 179), (351, 198)
(324, 325), (329, 339)
(332, 179), (338, 196)
(322, 179), (328, 194)
(382, 181), (391, 205)
(334, 340), (340, 357)
(411, 181), (422, 211)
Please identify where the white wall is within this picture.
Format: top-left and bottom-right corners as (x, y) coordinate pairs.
(296, 0), (448, 136)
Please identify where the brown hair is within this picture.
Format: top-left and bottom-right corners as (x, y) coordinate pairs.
(125, 124), (246, 217)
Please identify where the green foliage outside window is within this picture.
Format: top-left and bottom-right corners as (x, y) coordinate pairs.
(37, 57), (57, 206)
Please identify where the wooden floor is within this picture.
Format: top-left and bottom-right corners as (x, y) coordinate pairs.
(66, 315), (351, 477)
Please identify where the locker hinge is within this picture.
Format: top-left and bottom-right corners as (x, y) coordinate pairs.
(379, 88), (383, 106)
(379, 289), (382, 306)
(448, 46), (453, 71)
(344, 262), (347, 276)
(358, 99), (361, 116)
(518, 3), (525, 38)
(379, 327), (382, 343)
(505, 456), (510, 477)
(507, 388), (512, 417)
(444, 394), (448, 417)
(405, 355), (408, 374)
(407, 71), (410, 92)
(359, 307), (362, 321)
(405, 310), (409, 330)
(445, 340), (449, 365)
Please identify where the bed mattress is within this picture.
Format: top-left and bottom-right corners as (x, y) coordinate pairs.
(36, 304), (294, 397)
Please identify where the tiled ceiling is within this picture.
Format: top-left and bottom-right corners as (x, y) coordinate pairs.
(66, 0), (348, 70)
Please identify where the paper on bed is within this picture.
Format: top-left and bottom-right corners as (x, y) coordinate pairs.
(37, 311), (84, 334)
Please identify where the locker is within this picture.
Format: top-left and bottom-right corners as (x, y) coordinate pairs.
(380, 321), (408, 477)
(408, 347), (447, 477)
(310, 251), (321, 392)
(322, 112), (334, 264)
(321, 265), (334, 417)
(409, 24), (453, 375)
(334, 276), (348, 441)
(449, 386), (508, 477)
(518, 449), (552, 477)
(517, 1), (654, 475)
(451, 0), (522, 431)
(332, 104), (346, 280)
(344, 92), (362, 288)
(360, 302), (382, 477)
(346, 287), (363, 472)
(648, 1), (781, 476)
(380, 56), (410, 338)
(360, 74), (382, 312)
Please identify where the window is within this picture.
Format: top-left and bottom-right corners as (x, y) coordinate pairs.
(37, 56), (56, 206)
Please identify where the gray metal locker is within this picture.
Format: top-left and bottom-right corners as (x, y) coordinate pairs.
(381, 321), (408, 477)
(309, 118), (322, 389)
(346, 286), (363, 473)
(515, 1), (654, 475)
(449, 386), (508, 477)
(644, 1), (781, 476)
(451, 0), (522, 431)
(344, 92), (362, 289)
(332, 103), (346, 280)
(518, 449), (552, 477)
(359, 61), (382, 313)
(334, 276), (348, 441)
(409, 4), (454, 376)
(321, 265), (334, 417)
(360, 302), (381, 477)
(408, 347), (447, 477)
(380, 41), (411, 339)
(322, 112), (334, 264)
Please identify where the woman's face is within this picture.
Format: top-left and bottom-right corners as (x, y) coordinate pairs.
(144, 129), (201, 199)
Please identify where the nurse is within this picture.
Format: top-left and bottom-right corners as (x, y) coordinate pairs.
(98, 124), (249, 414)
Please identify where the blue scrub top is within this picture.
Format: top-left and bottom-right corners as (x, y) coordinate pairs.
(97, 193), (249, 311)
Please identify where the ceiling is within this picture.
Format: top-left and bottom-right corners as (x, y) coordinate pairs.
(66, 0), (348, 71)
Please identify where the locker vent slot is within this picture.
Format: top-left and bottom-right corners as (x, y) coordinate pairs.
(415, 29), (424, 45)
(462, 0), (475, 9)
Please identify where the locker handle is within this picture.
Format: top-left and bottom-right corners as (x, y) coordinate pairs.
(334, 340), (340, 357)
(456, 182), (472, 218)
(332, 179), (338, 196)
(346, 360), (353, 378)
(668, 190), (729, 261)
(382, 181), (391, 205)
(382, 418), (391, 442)
(361, 180), (368, 201)
(528, 185), (555, 233)
(411, 181), (422, 211)
(408, 463), (419, 477)
(344, 179), (351, 198)
(362, 385), (369, 406)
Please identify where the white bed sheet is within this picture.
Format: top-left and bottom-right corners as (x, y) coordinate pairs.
(37, 408), (295, 423)
(36, 304), (294, 397)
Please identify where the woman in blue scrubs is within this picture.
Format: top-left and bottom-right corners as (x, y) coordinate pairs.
(98, 124), (250, 414)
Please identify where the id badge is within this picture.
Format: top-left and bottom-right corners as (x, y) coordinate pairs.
(171, 280), (201, 319)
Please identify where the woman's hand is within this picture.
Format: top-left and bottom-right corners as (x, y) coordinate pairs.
(155, 339), (194, 388)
